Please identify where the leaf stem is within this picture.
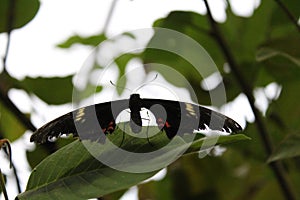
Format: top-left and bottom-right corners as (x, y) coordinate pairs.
(203, 1), (296, 199)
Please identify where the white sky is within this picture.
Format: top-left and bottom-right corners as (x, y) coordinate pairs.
(0, 0), (260, 199)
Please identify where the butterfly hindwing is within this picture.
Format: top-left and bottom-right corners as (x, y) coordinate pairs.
(142, 99), (242, 139)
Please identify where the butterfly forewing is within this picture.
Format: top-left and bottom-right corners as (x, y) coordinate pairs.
(30, 100), (129, 144)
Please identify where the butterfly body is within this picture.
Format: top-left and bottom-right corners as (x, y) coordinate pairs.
(30, 94), (242, 144)
(128, 94), (143, 133)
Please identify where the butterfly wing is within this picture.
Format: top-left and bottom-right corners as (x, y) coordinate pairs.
(142, 99), (242, 139)
(30, 99), (129, 144)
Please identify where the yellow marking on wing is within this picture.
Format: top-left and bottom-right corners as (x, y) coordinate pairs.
(75, 108), (85, 122)
(185, 103), (196, 116)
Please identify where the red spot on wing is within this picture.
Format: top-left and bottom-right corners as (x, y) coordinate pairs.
(157, 118), (171, 129)
(103, 121), (115, 134)
(165, 121), (171, 128)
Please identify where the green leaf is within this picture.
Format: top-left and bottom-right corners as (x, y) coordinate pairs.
(19, 126), (248, 199)
(26, 138), (75, 169)
(0, 0), (40, 32)
(20, 75), (74, 105)
(18, 140), (159, 200)
(268, 133), (300, 162)
(57, 34), (107, 48)
(0, 101), (26, 141)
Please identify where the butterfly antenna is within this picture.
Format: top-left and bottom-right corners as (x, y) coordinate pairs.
(110, 80), (132, 93)
(135, 74), (158, 93)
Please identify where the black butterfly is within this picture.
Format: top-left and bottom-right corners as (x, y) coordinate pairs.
(30, 94), (242, 144)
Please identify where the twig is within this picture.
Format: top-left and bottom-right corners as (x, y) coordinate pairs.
(274, 0), (300, 33)
(10, 154), (22, 193)
(1, 143), (22, 193)
(0, 139), (11, 199)
(203, 1), (296, 199)
(0, 169), (9, 200)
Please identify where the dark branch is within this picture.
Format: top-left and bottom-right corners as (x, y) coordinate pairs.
(0, 89), (36, 132)
(203, 1), (296, 199)
(2, 145), (22, 193)
(274, 0), (300, 33)
(0, 169), (9, 200)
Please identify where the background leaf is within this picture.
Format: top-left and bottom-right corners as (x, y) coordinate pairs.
(20, 75), (74, 105)
(0, 101), (26, 141)
(57, 34), (107, 48)
(0, 0), (40, 33)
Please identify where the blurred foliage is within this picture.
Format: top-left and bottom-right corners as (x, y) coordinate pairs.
(0, 0), (300, 199)
(0, 100), (26, 141)
(20, 75), (74, 105)
(57, 34), (107, 48)
(0, 0), (40, 33)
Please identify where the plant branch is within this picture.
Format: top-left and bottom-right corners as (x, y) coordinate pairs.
(0, 89), (36, 132)
(203, 1), (295, 199)
(274, 0), (300, 33)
